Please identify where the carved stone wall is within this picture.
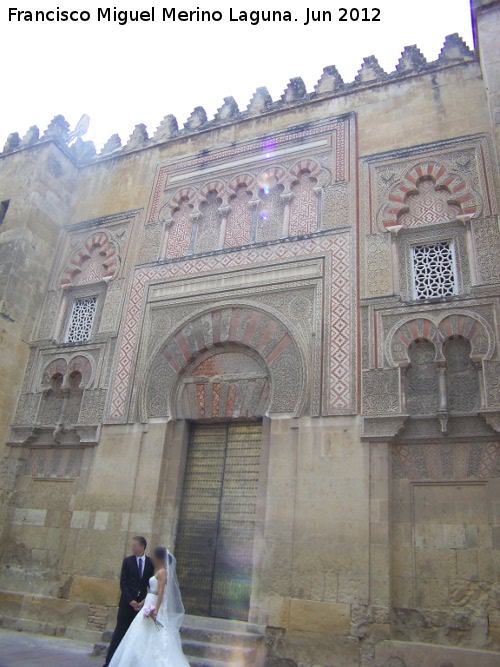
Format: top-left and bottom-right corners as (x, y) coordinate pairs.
(365, 234), (392, 298)
(443, 338), (479, 414)
(484, 360), (500, 409)
(391, 443), (500, 650)
(359, 135), (498, 303)
(225, 184), (253, 247)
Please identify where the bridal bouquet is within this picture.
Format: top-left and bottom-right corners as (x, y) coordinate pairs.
(143, 605), (164, 631)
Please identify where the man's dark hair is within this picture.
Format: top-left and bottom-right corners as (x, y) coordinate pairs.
(133, 536), (147, 548)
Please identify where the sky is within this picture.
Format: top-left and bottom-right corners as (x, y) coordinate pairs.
(1, 1), (474, 151)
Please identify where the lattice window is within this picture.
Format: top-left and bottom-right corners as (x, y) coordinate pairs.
(411, 241), (456, 300)
(66, 297), (98, 343)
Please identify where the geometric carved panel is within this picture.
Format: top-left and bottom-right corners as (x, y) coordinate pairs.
(405, 340), (439, 416)
(398, 178), (461, 227)
(165, 200), (194, 259)
(484, 360), (500, 409)
(289, 173), (318, 236)
(362, 369), (401, 415)
(392, 441), (500, 480)
(472, 217), (500, 285)
(365, 234), (392, 298)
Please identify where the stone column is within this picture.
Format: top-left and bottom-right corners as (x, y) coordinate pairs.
(217, 205), (230, 249)
(249, 199), (260, 243)
(475, 360), (487, 410)
(436, 361), (449, 434)
(188, 212), (200, 255)
(280, 192), (293, 238)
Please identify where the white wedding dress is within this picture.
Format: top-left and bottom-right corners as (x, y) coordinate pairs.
(109, 554), (190, 667)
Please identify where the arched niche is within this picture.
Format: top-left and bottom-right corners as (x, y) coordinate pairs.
(381, 161), (478, 230)
(61, 232), (118, 287)
(386, 312), (495, 368)
(141, 305), (308, 421)
(173, 345), (271, 420)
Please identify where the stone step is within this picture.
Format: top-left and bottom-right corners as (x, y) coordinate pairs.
(102, 630), (113, 643)
(188, 657), (240, 667)
(181, 625), (263, 649)
(183, 638), (256, 662)
(94, 615), (265, 667)
(182, 614), (264, 635)
(92, 642), (108, 657)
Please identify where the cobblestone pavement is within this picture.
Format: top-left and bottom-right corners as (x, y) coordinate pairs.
(0, 629), (102, 667)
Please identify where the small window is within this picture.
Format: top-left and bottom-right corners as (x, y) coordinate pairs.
(66, 296), (98, 343)
(411, 241), (457, 301)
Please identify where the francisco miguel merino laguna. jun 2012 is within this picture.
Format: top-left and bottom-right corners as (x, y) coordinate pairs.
(7, 6), (382, 25)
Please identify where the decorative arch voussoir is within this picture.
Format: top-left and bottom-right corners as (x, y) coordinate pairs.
(387, 311), (495, 368)
(256, 165), (287, 189)
(159, 186), (198, 224)
(67, 354), (94, 388)
(41, 358), (68, 387)
(437, 313), (493, 360)
(142, 304), (308, 420)
(227, 173), (256, 193)
(387, 317), (440, 367)
(61, 231), (118, 287)
(381, 160), (478, 229)
(197, 180), (226, 201)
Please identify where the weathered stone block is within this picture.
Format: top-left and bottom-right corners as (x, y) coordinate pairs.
(70, 576), (119, 606)
(375, 639), (500, 667)
(288, 598), (351, 635)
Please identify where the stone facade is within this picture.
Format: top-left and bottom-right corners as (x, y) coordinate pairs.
(0, 3), (499, 666)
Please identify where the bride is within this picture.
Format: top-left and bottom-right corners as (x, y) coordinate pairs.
(109, 546), (190, 667)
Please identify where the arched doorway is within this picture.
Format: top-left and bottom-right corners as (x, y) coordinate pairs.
(142, 305), (307, 620)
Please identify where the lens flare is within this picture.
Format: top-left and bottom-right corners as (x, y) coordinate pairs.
(257, 171), (275, 196)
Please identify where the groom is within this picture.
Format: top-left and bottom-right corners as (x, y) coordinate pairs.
(103, 536), (154, 667)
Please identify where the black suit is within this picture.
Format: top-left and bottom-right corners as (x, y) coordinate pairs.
(105, 554), (154, 666)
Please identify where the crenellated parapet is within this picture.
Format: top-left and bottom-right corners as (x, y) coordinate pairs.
(0, 33), (475, 165)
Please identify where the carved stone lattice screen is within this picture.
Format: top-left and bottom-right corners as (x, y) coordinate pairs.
(411, 241), (456, 300)
(66, 297), (98, 343)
